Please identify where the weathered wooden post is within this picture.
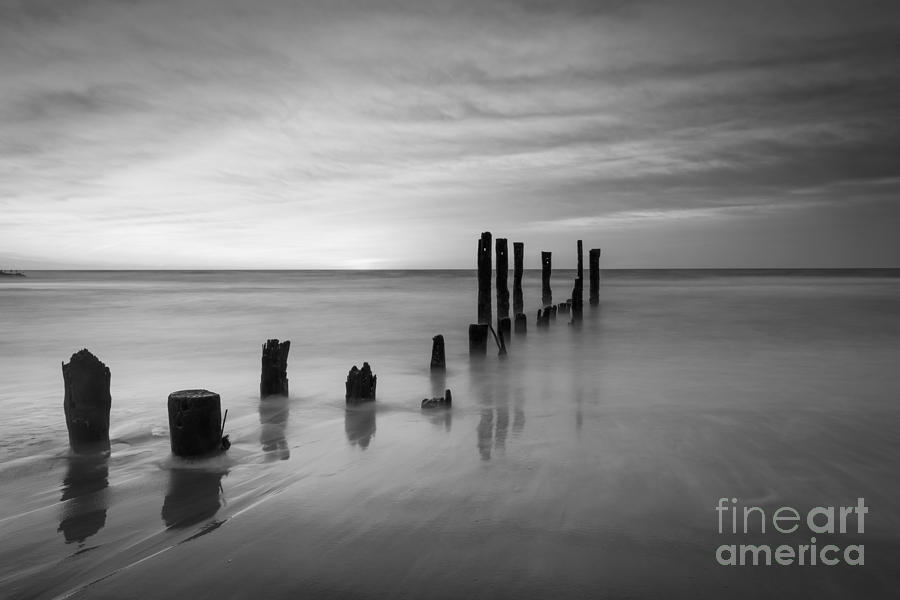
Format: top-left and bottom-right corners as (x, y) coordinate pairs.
(469, 323), (488, 355)
(346, 362), (377, 404)
(570, 278), (583, 324)
(549, 304), (557, 320)
(514, 312), (527, 334)
(577, 239), (584, 280)
(541, 251), (552, 307)
(513, 242), (524, 315)
(62, 349), (111, 454)
(496, 238), (509, 331)
(260, 338), (290, 398)
(477, 232), (492, 325)
(167, 390), (224, 457)
(498, 316), (511, 344)
(589, 248), (601, 306)
(430, 334), (446, 371)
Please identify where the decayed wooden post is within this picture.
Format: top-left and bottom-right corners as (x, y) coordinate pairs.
(496, 238), (509, 330)
(422, 389), (452, 409)
(477, 232), (492, 325)
(430, 334), (446, 371)
(514, 312), (527, 334)
(570, 278), (583, 324)
(541, 251), (552, 307)
(62, 349), (111, 453)
(346, 362), (377, 404)
(167, 389), (224, 457)
(577, 239), (583, 280)
(589, 248), (601, 306)
(498, 316), (511, 344)
(260, 338), (290, 398)
(513, 242), (524, 315)
(469, 323), (489, 355)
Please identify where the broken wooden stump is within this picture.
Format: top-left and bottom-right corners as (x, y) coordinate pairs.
(422, 388), (452, 409)
(498, 316), (511, 344)
(513, 242), (524, 315)
(62, 349), (111, 454)
(469, 323), (488, 355)
(589, 248), (601, 306)
(536, 308), (550, 327)
(557, 302), (570, 314)
(548, 304), (557, 320)
(167, 389), (224, 457)
(345, 362), (377, 404)
(430, 334), (446, 371)
(541, 251), (552, 307)
(496, 238), (509, 327)
(260, 338), (290, 398)
(514, 312), (527, 334)
(477, 232), (492, 325)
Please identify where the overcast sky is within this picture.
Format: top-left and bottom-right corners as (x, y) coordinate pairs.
(1, 0), (899, 268)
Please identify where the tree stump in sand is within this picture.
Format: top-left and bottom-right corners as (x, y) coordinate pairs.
(469, 323), (488, 355)
(62, 349), (111, 453)
(346, 362), (377, 404)
(514, 313), (527, 334)
(260, 338), (290, 398)
(430, 334), (446, 371)
(422, 389), (452, 409)
(167, 390), (223, 457)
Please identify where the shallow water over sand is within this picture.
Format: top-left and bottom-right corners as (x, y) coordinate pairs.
(1, 270), (899, 598)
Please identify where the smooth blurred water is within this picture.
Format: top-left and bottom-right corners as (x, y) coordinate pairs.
(0, 270), (899, 599)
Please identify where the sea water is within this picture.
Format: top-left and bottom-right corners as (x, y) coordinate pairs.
(0, 270), (898, 598)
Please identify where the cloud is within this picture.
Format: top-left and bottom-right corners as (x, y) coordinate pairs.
(1, 0), (899, 267)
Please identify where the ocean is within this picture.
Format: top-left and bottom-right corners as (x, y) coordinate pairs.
(1, 270), (899, 598)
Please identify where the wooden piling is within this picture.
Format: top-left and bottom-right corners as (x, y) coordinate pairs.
(62, 349), (111, 454)
(541, 251), (552, 307)
(430, 334), (446, 371)
(346, 362), (377, 404)
(589, 248), (601, 306)
(498, 316), (511, 343)
(513, 242), (524, 315)
(577, 239), (583, 280)
(167, 389), (223, 457)
(570, 278), (583, 324)
(469, 323), (489, 355)
(514, 312), (527, 334)
(496, 238), (509, 328)
(260, 339), (290, 398)
(477, 232), (492, 325)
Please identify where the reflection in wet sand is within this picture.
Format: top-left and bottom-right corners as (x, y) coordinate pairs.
(58, 454), (110, 544)
(259, 396), (290, 461)
(161, 467), (227, 529)
(427, 370), (452, 431)
(345, 405), (376, 449)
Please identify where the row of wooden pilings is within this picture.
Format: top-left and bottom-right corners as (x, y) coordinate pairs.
(470, 232), (601, 355)
(62, 337), (451, 458)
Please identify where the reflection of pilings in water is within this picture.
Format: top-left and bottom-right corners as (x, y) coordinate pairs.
(513, 390), (525, 436)
(259, 396), (290, 461)
(477, 409), (493, 461)
(58, 454), (109, 544)
(162, 467), (227, 529)
(494, 360), (510, 453)
(345, 405), (376, 449)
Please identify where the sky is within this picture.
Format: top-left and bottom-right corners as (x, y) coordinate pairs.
(1, 0), (899, 269)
